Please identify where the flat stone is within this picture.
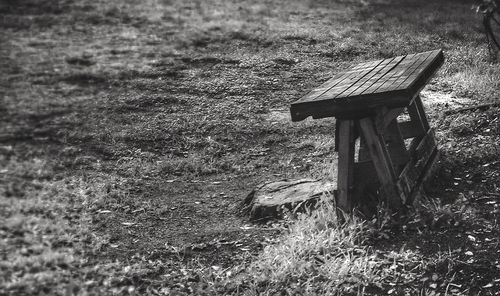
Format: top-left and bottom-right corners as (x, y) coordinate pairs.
(240, 179), (335, 221)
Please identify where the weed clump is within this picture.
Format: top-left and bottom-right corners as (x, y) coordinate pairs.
(222, 201), (423, 295)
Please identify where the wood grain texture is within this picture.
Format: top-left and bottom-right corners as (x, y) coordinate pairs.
(397, 129), (437, 201)
(336, 120), (355, 214)
(296, 59), (383, 104)
(414, 96), (430, 130)
(358, 117), (402, 207)
(340, 56), (405, 98)
(290, 49), (444, 121)
(313, 59), (385, 102)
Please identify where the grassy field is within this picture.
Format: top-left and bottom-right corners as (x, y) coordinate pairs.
(1, 0), (500, 295)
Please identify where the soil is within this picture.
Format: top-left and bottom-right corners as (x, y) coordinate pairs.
(2, 0), (500, 295)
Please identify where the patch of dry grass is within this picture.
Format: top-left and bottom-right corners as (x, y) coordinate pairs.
(222, 201), (423, 295)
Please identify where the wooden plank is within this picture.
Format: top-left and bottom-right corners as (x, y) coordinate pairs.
(361, 53), (417, 95)
(290, 49), (444, 121)
(414, 129), (436, 163)
(397, 50), (443, 91)
(334, 57), (398, 99)
(397, 129), (437, 197)
(385, 119), (409, 174)
(407, 99), (427, 138)
(352, 160), (380, 215)
(390, 51), (439, 90)
(374, 51), (434, 93)
(336, 120), (356, 214)
(312, 65), (380, 101)
(298, 69), (363, 103)
(399, 121), (423, 139)
(342, 56), (406, 98)
(414, 96), (430, 130)
(358, 117), (402, 207)
(294, 61), (378, 104)
(398, 146), (437, 203)
(369, 53), (424, 93)
(314, 59), (386, 102)
(358, 137), (370, 162)
(382, 107), (405, 128)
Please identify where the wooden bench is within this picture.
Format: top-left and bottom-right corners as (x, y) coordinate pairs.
(290, 49), (444, 214)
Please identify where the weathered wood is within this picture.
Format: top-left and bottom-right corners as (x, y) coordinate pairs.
(335, 57), (400, 99)
(407, 100), (427, 138)
(358, 117), (402, 207)
(382, 107), (405, 128)
(380, 51), (435, 92)
(352, 160), (380, 216)
(397, 129), (437, 203)
(314, 60), (386, 102)
(399, 121), (423, 139)
(363, 53), (417, 95)
(358, 137), (371, 162)
(384, 119), (409, 174)
(336, 120), (355, 214)
(342, 56), (405, 98)
(241, 179), (335, 221)
(290, 49), (444, 121)
(297, 60), (379, 103)
(289, 49), (444, 213)
(397, 50), (442, 91)
(414, 96), (430, 130)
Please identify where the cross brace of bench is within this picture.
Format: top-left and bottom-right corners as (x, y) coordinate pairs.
(334, 96), (437, 214)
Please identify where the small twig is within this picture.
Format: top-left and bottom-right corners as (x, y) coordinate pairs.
(445, 272), (457, 296)
(475, 196), (495, 202)
(444, 102), (500, 115)
(474, 192), (500, 202)
(485, 192), (500, 197)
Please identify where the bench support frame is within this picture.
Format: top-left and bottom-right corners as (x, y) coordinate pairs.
(334, 96), (438, 214)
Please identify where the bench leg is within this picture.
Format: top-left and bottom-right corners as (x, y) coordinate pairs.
(414, 95), (430, 131)
(407, 96), (428, 138)
(385, 118), (409, 175)
(358, 117), (402, 208)
(336, 119), (355, 215)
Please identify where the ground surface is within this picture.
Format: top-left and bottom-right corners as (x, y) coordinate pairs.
(1, 0), (500, 295)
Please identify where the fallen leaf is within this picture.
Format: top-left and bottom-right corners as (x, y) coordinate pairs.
(122, 222), (135, 226)
(483, 283), (493, 288)
(465, 251), (473, 256)
(467, 235), (476, 242)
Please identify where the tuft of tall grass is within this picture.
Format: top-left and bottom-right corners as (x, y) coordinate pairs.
(225, 199), (423, 295)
